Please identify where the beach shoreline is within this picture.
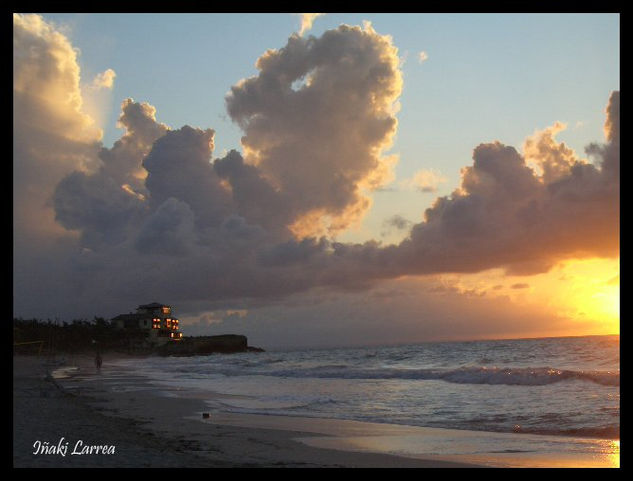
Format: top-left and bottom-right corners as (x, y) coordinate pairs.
(13, 351), (619, 468)
(13, 353), (484, 468)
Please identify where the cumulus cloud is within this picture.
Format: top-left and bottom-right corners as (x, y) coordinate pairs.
(134, 197), (197, 256)
(335, 92), (619, 279)
(13, 13), (103, 245)
(523, 122), (580, 184)
(226, 23), (403, 238)
(143, 126), (235, 228)
(53, 98), (169, 249)
(12, 14), (620, 329)
(298, 13), (324, 36)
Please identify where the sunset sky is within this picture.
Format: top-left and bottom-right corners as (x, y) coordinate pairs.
(13, 13), (619, 349)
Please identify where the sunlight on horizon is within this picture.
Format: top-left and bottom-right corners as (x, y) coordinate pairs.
(435, 257), (620, 338)
(551, 258), (620, 335)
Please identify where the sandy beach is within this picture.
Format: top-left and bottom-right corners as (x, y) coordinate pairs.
(13, 354), (484, 468)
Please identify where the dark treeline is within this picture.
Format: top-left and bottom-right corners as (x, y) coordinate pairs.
(13, 317), (147, 354)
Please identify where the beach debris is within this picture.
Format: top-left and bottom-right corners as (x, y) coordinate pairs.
(202, 413), (210, 419)
(513, 425), (522, 433)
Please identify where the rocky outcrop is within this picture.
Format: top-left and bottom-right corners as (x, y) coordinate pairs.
(156, 335), (263, 356)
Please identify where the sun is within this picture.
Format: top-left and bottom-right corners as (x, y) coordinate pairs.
(549, 258), (620, 334)
(574, 275), (620, 334)
(449, 257), (620, 337)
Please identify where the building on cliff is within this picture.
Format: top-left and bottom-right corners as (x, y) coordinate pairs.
(111, 302), (183, 345)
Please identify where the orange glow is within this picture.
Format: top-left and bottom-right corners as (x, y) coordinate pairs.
(607, 440), (620, 467)
(547, 258), (620, 334)
(436, 257), (619, 337)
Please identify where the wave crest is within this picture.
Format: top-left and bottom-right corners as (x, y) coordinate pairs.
(267, 366), (619, 386)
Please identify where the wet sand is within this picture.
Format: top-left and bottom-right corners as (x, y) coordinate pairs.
(13, 354), (482, 468)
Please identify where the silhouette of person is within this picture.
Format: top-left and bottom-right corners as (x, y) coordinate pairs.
(95, 351), (102, 370)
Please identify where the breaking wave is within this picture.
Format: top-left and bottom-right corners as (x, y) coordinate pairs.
(265, 365), (619, 387)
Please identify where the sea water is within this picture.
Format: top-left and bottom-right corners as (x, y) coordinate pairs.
(111, 335), (619, 441)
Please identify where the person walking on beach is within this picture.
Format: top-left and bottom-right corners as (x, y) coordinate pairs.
(95, 351), (102, 370)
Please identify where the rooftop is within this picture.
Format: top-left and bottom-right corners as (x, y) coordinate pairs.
(138, 302), (170, 309)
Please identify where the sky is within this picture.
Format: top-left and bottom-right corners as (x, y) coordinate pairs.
(13, 13), (619, 349)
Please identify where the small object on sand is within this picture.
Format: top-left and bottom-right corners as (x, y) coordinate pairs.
(202, 412), (210, 419)
(513, 424), (522, 433)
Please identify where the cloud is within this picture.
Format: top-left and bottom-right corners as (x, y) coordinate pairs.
(52, 98), (169, 249)
(301, 91), (619, 287)
(134, 198), (196, 256)
(226, 23), (403, 238)
(522, 121), (580, 184)
(13, 14), (103, 245)
(143, 125), (235, 229)
(384, 214), (412, 231)
(418, 51), (429, 63)
(298, 13), (324, 36)
(400, 168), (448, 193)
(90, 68), (116, 90)
(370, 96), (618, 278)
(12, 14), (620, 332)
(380, 214), (412, 238)
(207, 277), (580, 350)
(511, 283), (530, 289)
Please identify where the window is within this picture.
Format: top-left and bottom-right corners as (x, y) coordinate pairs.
(162, 306), (171, 315)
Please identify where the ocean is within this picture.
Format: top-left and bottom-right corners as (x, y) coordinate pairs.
(110, 335), (619, 441)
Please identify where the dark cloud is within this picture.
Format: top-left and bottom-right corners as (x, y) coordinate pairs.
(13, 14), (619, 328)
(54, 170), (144, 248)
(390, 96), (619, 276)
(257, 237), (329, 267)
(213, 150), (295, 236)
(52, 97), (168, 249)
(384, 214), (412, 231)
(380, 214), (412, 238)
(134, 198), (196, 256)
(143, 126), (234, 228)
